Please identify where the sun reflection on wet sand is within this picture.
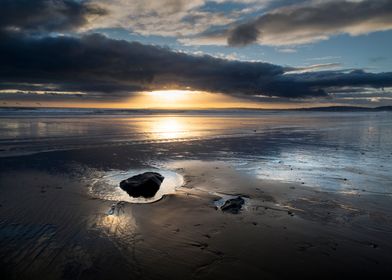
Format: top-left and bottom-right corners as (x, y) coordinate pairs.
(137, 115), (261, 142)
(151, 117), (186, 139)
(94, 206), (137, 238)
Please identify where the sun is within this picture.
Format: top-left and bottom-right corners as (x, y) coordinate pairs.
(148, 90), (192, 102)
(128, 89), (195, 108)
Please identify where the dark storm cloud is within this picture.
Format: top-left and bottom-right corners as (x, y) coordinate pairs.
(1, 30), (392, 101)
(0, 0), (106, 32)
(228, 0), (392, 46)
(0, 31), (291, 97)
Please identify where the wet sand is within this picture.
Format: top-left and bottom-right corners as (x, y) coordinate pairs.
(1, 111), (392, 279)
(1, 142), (392, 279)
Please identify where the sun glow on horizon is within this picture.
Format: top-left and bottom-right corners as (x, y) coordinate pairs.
(140, 90), (197, 108)
(1, 89), (341, 109)
(128, 89), (266, 109)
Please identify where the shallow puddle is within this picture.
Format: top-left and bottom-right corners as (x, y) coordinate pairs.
(90, 169), (184, 203)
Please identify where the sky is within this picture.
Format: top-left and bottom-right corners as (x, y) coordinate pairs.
(1, 0), (392, 109)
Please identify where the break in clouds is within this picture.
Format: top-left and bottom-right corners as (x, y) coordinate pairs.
(1, 0), (392, 105)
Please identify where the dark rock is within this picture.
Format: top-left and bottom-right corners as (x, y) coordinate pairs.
(120, 172), (164, 198)
(220, 196), (245, 214)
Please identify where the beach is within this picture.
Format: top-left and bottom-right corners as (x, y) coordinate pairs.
(1, 110), (392, 279)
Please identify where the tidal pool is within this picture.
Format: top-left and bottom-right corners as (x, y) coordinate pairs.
(90, 169), (184, 203)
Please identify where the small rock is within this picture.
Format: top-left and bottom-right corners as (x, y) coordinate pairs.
(120, 172), (164, 198)
(220, 196), (245, 214)
(107, 201), (125, 215)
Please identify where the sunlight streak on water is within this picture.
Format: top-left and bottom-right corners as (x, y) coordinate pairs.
(96, 213), (136, 236)
(150, 117), (187, 139)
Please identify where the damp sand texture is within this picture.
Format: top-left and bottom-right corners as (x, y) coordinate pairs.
(1, 110), (392, 279)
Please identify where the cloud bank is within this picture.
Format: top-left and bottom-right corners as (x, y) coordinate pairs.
(1, 30), (392, 102)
